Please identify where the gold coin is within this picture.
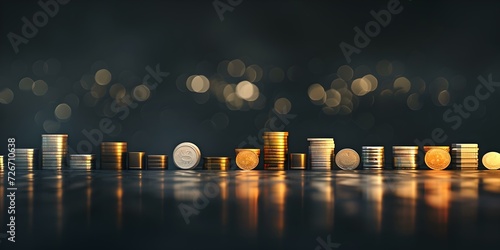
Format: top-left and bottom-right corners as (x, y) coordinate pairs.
(236, 150), (259, 170)
(482, 152), (500, 170)
(425, 148), (451, 170)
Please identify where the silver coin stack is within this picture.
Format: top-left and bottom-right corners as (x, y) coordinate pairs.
(451, 143), (479, 170)
(100, 142), (127, 170)
(16, 148), (40, 171)
(392, 146), (418, 170)
(362, 146), (385, 169)
(308, 138), (335, 170)
(147, 155), (168, 170)
(69, 154), (96, 170)
(173, 142), (201, 170)
(0, 155), (4, 172)
(42, 134), (68, 170)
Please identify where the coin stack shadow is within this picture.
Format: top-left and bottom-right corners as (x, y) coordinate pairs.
(452, 143), (479, 170)
(147, 155), (168, 170)
(362, 146), (384, 170)
(392, 146), (418, 170)
(308, 138), (335, 170)
(263, 132), (288, 170)
(128, 152), (146, 170)
(69, 154), (96, 170)
(100, 142), (127, 170)
(203, 157), (231, 170)
(42, 134), (68, 170)
(16, 148), (39, 171)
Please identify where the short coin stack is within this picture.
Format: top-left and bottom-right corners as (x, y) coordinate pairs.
(0, 155), (4, 172)
(289, 153), (307, 170)
(362, 146), (385, 170)
(452, 143), (479, 170)
(308, 138), (335, 170)
(392, 146), (418, 170)
(173, 142), (201, 170)
(69, 154), (96, 170)
(203, 157), (231, 170)
(16, 148), (40, 171)
(100, 142), (127, 170)
(147, 155), (168, 170)
(263, 132), (288, 170)
(42, 134), (68, 170)
(127, 152), (146, 170)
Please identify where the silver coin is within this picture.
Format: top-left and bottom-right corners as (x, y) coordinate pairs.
(173, 142), (201, 170)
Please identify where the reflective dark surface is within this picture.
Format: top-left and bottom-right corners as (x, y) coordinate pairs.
(1, 170), (500, 250)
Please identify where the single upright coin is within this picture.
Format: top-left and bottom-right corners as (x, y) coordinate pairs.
(173, 142), (201, 170)
(236, 150), (259, 171)
(482, 151), (500, 170)
(425, 148), (451, 170)
(335, 148), (360, 170)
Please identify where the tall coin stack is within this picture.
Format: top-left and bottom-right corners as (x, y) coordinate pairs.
(42, 134), (68, 170)
(308, 138), (335, 170)
(451, 143), (479, 170)
(203, 157), (231, 170)
(263, 132), (288, 170)
(16, 148), (40, 171)
(101, 142), (127, 170)
(0, 155), (4, 172)
(69, 154), (96, 170)
(392, 146), (418, 170)
(147, 155), (168, 170)
(362, 146), (385, 170)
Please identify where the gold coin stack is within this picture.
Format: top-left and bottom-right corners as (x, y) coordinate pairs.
(308, 138), (335, 170)
(0, 155), (4, 172)
(423, 146), (451, 170)
(147, 155), (168, 170)
(263, 132), (288, 170)
(451, 143), (479, 170)
(362, 146), (384, 169)
(289, 153), (307, 170)
(392, 146), (418, 169)
(235, 149), (260, 171)
(42, 134), (68, 170)
(16, 148), (40, 171)
(100, 142), (127, 170)
(127, 152), (146, 170)
(69, 154), (96, 170)
(203, 157), (231, 170)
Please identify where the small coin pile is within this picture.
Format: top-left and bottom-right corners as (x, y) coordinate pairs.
(335, 148), (360, 170)
(128, 152), (146, 170)
(392, 146), (418, 170)
(173, 142), (201, 170)
(235, 149), (260, 170)
(203, 157), (231, 170)
(362, 146), (384, 170)
(147, 155), (168, 170)
(0, 155), (4, 172)
(69, 154), (96, 170)
(101, 142), (127, 170)
(42, 134), (68, 170)
(308, 138), (335, 170)
(482, 152), (500, 170)
(423, 146), (450, 170)
(451, 143), (479, 170)
(263, 132), (288, 170)
(16, 148), (40, 171)
(289, 153), (307, 170)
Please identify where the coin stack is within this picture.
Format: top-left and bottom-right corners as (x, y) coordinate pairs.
(101, 142), (127, 170)
(362, 146), (385, 169)
(0, 155), (4, 172)
(308, 138), (335, 170)
(128, 152), (146, 170)
(16, 148), (40, 171)
(263, 132), (288, 170)
(173, 142), (201, 170)
(392, 146), (418, 170)
(451, 143), (479, 170)
(147, 155), (168, 170)
(42, 134), (68, 170)
(203, 157), (231, 170)
(69, 154), (96, 170)
(289, 153), (307, 170)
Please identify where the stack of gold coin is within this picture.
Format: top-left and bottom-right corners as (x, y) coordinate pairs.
(263, 132), (288, 170)
(101, 142), (127, 170)
(362, 146), (384, 169)
(69, 154), (96, 170)
(16, 148), (40, 171)
(42, 134), (68, 170)
(392, 146), (418, 169)
(0, 155), (4, 172)
(482, 152), (500, 170)
(127, 152), (146, 170)
(235, 149), (260, 170)
(423, 146), (451, 170)
(308, 138), (335, 170)
(335, 148), (360, 170)
(147, 155), (168, 170)
(289, 153), (307, 170)
(451, 143), (479, 170)
(203, 157), (231, 170)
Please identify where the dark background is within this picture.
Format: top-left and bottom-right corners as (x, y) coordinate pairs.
(1, 0), (500, 167)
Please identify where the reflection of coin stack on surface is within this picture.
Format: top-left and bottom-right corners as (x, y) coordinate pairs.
(335, 148), (360, 170)
(128, 152), (146, 170)
(308, 138), (335, 170)
(42, 134), (68, 170)
(423, 146), (451, 170)
(173, 142), (201, 170)
(203, 157), (231, 170)
(100, 142), (127, 170)
(451, 143), (479, 170)
(0, 155), (4, 172)
(69, 154), (96, 170)
(289, 153), (307, 170)
(362, 146), (384, 169)
(392, 146), (418, 170)
(235, 149), (260, 171)
(263, 132), (288, 170)
(147, 155), (168, 170)
(16, 148), (40, 171)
